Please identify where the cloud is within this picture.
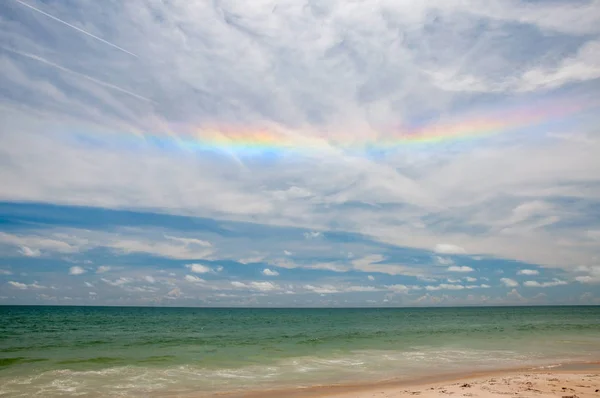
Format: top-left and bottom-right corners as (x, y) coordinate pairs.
(231, 281), (280, 292)
(144, 275), (155, 284)
(517, 269), (540, 276)
(464, 277), (477, 282)
(7, 281), (28, 289)
(303, 231), (322, 240)
(434, 256), (455, 266)
(0, 269), (12, 275)
(573, 266), (600, 284)
(447, 266), (474, 273)
(184, 274), (205, 283)
(367, 275), (375, 281)
(96, 265), (111, 273)
(523, 279), (567, 288)
(0, 0), (598, 307)
(425, 284), (465, 291)
(304, 284), (339, 294)
(185, 263), (212, 274)
(262, 268), (279, 276)
(6, 281), (46, 289)
(13, 0), (138, 57)
(501, 278), (519, 287)
(101, 277), (132, 286)
(386, 284), (412, 293)
(19, 246), (41, 257)
(68, 266), (86, 275)
(434, 244), (466, 254)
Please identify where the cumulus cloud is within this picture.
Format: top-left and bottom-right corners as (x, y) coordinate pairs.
(185, 263), (212, 274)
(8, 281), (28, 289)
(517, 269), (539, 275)
(523, 279), (567, 288)
(19, 246), (41, 257)
(184, 275), (205, 283)
(96, 265), (111, 273)
(262, 268), (279, 276)
(434, 244), (466, 255)
(501, 278), (519, 287)
(367, 275), (375, 281)
(7, 281), (46, 289)
(425, 284), (465, 291)
(231, 281), (280, 292)
(68, 266), (86, 275)
(304, 284), (339, 294)
(447, 266), (474, 273)
(303, 231), (322, 240)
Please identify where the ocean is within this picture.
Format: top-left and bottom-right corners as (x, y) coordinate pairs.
(1, 306), (599, 397)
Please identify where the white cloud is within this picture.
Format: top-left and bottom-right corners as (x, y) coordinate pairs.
(425, 284), (465, 291)
(262, 268), (279, 276)
(434, 244), (466, 254)
(185, 263), (212, 274)
(101, 277), (132, 286)
(303, 231), (322, 240)
(464, 277), (477, 282)
(69, 266), (86, 275)
(84, 281), (94, 287)
(284, 250), (292, 256)
(8, 281), (28, 289)
(6, 281), (46, 289)
(523, 279), (567, 288)
(0, 269), (12, 275)
(434, 256), (454, 266)
(367, 275), (375, 281)
(231, 281), (280, 292)
(144, 276), (156, 284)
(96, 265), (111, 273)
(19, 246), (41, 257)
(304, 284), (339, 294)
(249, 282), (279, 292)
(517, 269), (540, 276)
(0, 232), (80, 254)
(447, 266), (474, 273)
(501, 278), (519, 287)
(184, 275), (205, 283)
(0, 0), (599, 302)
(576, 276), (596, 284)
(386, 284), (411, 293)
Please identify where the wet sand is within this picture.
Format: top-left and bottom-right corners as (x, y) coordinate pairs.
(323, 370), (600, 398)
(212, 363), (600, 398)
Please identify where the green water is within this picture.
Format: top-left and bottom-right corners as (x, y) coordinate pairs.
(1, 306), (599, 396)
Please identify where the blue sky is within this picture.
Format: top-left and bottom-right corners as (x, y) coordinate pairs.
(1, 0), (599, 306)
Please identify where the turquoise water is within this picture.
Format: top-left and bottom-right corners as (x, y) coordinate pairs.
(1, 306), (599, 396)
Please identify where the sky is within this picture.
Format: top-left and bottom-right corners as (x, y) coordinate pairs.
(1, 0), (599, 307)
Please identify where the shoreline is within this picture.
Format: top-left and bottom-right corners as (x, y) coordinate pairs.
(207, 361), (600, 398)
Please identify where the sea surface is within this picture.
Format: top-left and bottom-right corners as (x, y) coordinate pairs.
(1, 306), (599, 397)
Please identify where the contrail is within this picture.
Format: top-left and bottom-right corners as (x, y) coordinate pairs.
(14, 0), (138, 58)
(3, 47), (153, 103)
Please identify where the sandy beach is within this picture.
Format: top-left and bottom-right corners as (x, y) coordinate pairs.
(323, 370), (600, 398)
(217, 365), (600, 398)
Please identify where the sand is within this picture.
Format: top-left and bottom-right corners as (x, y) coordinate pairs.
(322, 371), (600, 398)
